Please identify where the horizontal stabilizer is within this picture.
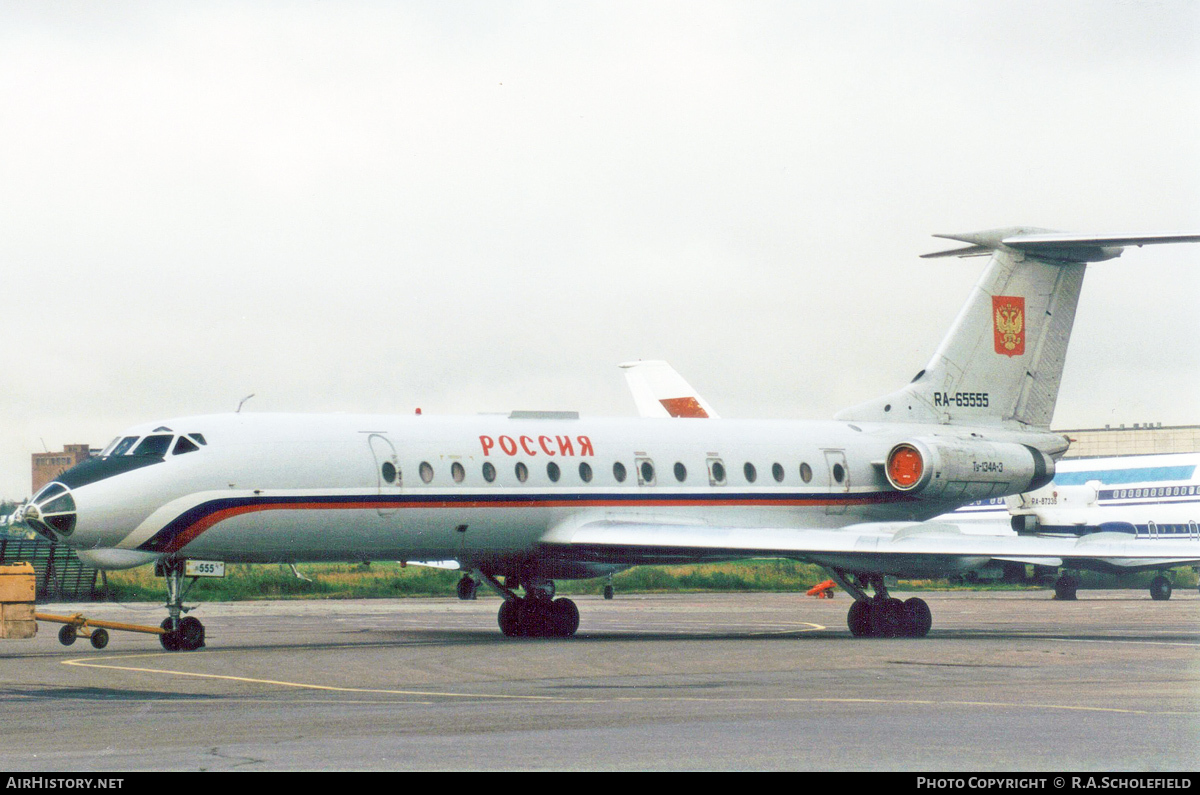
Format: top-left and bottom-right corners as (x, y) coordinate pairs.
(922, 227), (1200, 263)
(844, 225), (1200, 430)
(919, 244), (994, 259)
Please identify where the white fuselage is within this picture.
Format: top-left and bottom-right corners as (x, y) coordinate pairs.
(49, 412), (1060, 574)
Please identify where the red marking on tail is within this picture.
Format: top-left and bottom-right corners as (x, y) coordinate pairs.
(659, 397), (709, 418)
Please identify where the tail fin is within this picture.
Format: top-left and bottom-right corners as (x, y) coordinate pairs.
(836, 228), (1200, 429)
(619, 360), (720, 419)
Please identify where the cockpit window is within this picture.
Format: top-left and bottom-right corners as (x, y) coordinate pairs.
(99, 437), (120, 457)
(41, 493), (76, 515)
(110, 436), (140, 457)
(188, 433), (207, 446)
(132, 434), (173, 457)
(172, 436), (200, 455)
(33, 483), (67, 504)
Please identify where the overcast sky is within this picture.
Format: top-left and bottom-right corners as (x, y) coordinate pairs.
(2, 1), (1198, 498)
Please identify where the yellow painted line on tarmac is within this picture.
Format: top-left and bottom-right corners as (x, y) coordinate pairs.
(748, 622), (825, 636)
(58, 650), (1199, 715)
(61, 653), (569, 702)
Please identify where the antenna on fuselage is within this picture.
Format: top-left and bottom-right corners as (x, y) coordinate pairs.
(236, 394), (255, 413)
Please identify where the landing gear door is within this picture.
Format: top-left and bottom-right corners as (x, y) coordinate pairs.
(824, 449), (849, 515)
(367, 433), (400, 516)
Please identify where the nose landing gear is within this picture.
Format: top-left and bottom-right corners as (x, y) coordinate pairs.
(156, 559), (205, 651)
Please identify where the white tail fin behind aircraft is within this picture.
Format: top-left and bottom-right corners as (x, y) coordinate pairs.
(836, 229), (1200, 429)
(619, 360), (720, 419)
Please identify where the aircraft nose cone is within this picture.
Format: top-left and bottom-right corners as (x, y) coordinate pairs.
(22, 483), (77, 540)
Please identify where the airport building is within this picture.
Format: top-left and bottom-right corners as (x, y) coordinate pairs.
(1058, 423), (1200, 458)
(31, 444), (94, 495)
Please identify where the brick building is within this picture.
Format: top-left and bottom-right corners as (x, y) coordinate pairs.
(31, 444), (93, 495)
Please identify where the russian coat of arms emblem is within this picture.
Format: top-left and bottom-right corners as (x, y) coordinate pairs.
(992, 295), (1025, 356)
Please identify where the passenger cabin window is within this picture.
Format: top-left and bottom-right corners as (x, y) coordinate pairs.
(172, 436), (200, 456)
(419, 462), (434, 483)
(674, 462), (687, 482)
(744, 462), (757, 483)
(637, 458), (656, 486)
(451, 462), (465, 483)
(381, 462), (397, 483)
(515, 462), (529, 483)
(132, 435), (172, 457)
(579, 462), (593, 483)
(708, 458), (726, 486)
(547, 462), (560, 482)
(613, 462), (627, 483)
(772, 463), (785, 483)
(482, 462), (497, 483)
(800, 462), (813, 483)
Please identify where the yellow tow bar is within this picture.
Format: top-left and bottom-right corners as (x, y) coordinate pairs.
(34, 611), (166, 650)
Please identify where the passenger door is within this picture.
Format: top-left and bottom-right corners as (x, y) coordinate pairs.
(367, 433), (401, 516)
(824, 449), (850, 515)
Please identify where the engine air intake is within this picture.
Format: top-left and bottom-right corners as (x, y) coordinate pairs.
(886, 444), (924, 490)
(884, 438), (1054, 501)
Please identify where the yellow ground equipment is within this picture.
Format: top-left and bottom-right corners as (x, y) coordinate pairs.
(34, 611), (167, 650)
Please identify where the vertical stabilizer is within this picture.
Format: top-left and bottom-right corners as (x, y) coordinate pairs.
(836, 228), (1200, 429)
(619, 360), (720, 419)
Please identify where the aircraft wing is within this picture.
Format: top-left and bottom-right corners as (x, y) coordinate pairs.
(538, 520), (1200, 573)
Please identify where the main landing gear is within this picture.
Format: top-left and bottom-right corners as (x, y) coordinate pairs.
(1054, 573), (1080, 600)
(1056, 571), (1175, 601)
(156, 559), (205, 651)
(456, 574), (478, 600)
(480, 573), (580, 638)
(1149, 574), (1172, 601)
(832, 570), (931, 638)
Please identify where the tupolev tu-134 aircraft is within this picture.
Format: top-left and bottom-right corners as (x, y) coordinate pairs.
(17, 227), (1200, 650)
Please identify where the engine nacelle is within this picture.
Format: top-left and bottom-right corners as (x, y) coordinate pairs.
(885, 438), (1054, 502)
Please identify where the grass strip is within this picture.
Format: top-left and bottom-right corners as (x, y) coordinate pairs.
(95, 559), (1198, 603)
